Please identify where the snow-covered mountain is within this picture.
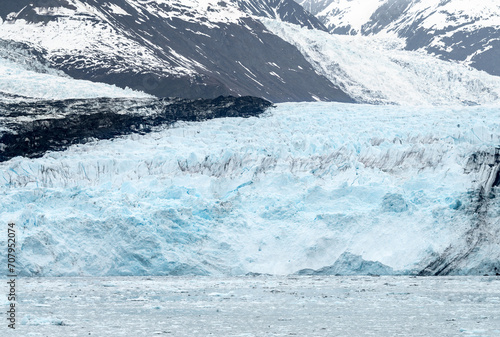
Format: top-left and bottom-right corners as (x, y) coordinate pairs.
(297, 0), (388, 34)
(263, 19), (500, 106)
(236, 0), (327, 30)
(0, 0), (351, 102)
(294, 0), (333, 16)
(297, 0), (500, 76)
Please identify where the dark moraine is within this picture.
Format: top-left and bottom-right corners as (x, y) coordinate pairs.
(0, 96), (273, 162)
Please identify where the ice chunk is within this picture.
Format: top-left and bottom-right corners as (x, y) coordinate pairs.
(381, 193), (408, 213)
(296, 252), (395, 276)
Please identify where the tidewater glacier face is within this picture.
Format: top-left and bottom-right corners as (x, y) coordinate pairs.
(1, 102), (499, 277)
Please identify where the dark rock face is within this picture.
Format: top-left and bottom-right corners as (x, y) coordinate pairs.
(236, 0), (327, 31)
(0, 0), (353, 103)
(0, 96), (273, 162)
(361, 0), (412, 36)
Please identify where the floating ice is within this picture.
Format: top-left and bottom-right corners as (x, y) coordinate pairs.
(14, 276), (500, 336)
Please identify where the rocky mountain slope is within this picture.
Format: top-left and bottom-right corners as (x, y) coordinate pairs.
(0, 0), (351, 102)
(297, 0), (500, 77)
(237, 0), (327, 30)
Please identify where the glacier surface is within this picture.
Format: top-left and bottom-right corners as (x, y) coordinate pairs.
(1, 102), (499, 276)
(263, 19), (500, 106)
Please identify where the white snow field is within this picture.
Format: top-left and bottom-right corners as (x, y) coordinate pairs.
(1, 102), (499, 277)
(3, 276), (500, 337)
(263, 19), (500, 106)
(0, 56), (151, 100)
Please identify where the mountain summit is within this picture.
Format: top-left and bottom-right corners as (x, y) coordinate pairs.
(297, 0), (500, 77)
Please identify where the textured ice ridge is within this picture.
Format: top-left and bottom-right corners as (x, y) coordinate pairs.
(1, 102), (500, 276)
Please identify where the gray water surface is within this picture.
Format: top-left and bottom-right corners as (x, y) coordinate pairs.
(4, 276), (500, 336)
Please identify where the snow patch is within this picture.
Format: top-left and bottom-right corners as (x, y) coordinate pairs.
(319, 0), (388, 34)
(105, 3), (131, 16)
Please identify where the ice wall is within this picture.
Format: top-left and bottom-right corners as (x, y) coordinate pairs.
(1, 102), (499, 276)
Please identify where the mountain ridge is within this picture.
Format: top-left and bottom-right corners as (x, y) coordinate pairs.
(0, 0), (352, 102)
(296, 0), (500, 77)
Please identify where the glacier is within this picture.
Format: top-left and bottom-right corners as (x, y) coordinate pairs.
(296, 0), (500, 77)
(0, 38), (151, 101)
(1, 102), (499, 277)
(263, 19), (500, 106)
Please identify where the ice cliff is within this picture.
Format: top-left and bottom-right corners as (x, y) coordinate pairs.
(1, 102), (499, 276)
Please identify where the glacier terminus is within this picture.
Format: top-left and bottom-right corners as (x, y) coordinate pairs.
(2, 102), (500, 277)
(1, 0), (500, 336)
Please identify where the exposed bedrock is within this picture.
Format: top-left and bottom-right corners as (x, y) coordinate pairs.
(0, 95), (273, 161)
